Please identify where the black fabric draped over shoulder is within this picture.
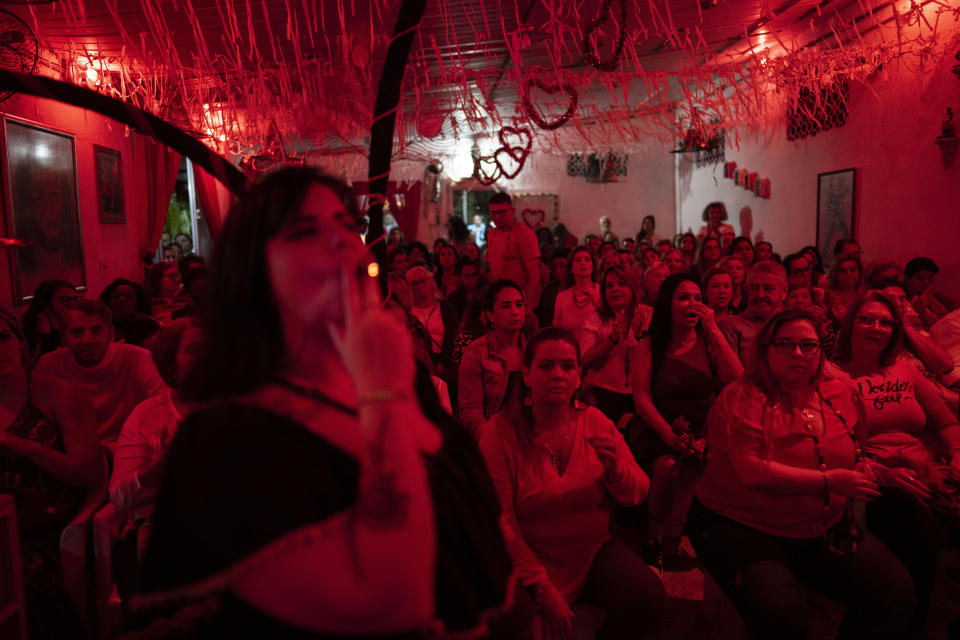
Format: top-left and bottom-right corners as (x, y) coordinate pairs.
(139, 390), (512, 639)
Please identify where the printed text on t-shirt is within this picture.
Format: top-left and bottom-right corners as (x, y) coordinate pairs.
(857, 378), (914, 410)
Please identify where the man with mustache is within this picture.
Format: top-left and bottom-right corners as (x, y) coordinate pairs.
(34, 299), (167, 451)
(718, 261), (788, 361)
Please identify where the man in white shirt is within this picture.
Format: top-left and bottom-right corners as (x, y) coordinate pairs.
(468, 214), (486, 247)
(486, 193), (541, 308)
(34, 299), (167, 451)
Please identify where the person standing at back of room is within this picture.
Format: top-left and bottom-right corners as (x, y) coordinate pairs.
(487, 193), (542, 310)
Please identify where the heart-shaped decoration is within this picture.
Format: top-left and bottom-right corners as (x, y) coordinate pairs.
(524, 76), (579, 131)
(474, 155), (501, 186)
(417, 112), (447, 139)
(581, 0), (627, 72)
(499, 126), (532, 164)
(522, 208), (545, 228)
(494, 146), (526, 180)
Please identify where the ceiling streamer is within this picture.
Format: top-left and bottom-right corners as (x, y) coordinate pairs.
(14, 0), (960, 166)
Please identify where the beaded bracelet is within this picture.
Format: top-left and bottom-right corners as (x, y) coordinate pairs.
(530, 583), (546, 611)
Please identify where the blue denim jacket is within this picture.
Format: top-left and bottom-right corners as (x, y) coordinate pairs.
(458, 333), (526, 440)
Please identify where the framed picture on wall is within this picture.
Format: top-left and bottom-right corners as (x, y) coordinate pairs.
(513, 193), (559, 229)
(816, 167), (856, 266)
(2, 118), (86, 304)
(94, 144), (125, 224)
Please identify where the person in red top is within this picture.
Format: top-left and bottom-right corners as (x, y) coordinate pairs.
(480, 327), (664, 640)
(688, 309), (916, 640)
(830, 291), (960, 636)
(487, 193), (541, 309)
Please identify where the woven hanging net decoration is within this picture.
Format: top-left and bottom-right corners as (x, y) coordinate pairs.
(17, 0), (960, 166)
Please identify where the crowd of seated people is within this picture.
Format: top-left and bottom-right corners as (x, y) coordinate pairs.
(4, 176), (960, 640)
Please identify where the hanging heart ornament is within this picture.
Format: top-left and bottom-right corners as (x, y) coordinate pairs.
(473, 155), (501, 186)
(523, 75), (579, 131)
(581, 0), (628, 72)
(494, 148), (526, 179)
(498, 126), (532, 164)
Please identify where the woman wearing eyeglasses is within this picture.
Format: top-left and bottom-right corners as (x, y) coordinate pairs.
(831, 292), (960, 472)
(688, 308), (916, 640)
(831, 291), (960, 636)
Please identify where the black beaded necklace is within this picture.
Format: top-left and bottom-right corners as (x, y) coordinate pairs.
(271, 377), (358, 417)
(797, 392), (861, 535)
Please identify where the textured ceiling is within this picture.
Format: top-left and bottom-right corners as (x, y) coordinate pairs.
(6, 0), (957, 161)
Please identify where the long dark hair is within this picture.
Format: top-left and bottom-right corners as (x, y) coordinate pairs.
(21, 279), (75, 355)
(637, 215), (656, 241)
(100, 278), (152, 317)
(433, 240), (457, 286)
(182, 168), (359, 403)
(499, 326), (582, 451)
(448, 217), (470, 246)
(648, 273), (702, 381)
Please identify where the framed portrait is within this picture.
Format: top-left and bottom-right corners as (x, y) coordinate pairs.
(816, 168), (856, 267)
(3, 118), (86, 303)
(513, 193), (559, 229)
(94, 144), (124, 224)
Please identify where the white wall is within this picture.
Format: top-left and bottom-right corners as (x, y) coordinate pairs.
(498, 141), (676, 245)
(677, 33), (960, 297)
(310, 141), (677, 247)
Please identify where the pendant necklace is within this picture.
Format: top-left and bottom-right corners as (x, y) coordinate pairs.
(541, 418), (573, 474)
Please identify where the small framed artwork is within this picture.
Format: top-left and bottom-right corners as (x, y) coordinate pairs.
(816, 168), (856, 266)
(513, 193), (559, 228)
(3, 118), (86, 303)
(94, 144), (124, 224)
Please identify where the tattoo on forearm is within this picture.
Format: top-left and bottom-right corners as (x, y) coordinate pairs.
(357, 413), (411, 530)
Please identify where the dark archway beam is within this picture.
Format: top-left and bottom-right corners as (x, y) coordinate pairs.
(366, 0), (428, 264)
(0, 69), (250, 196)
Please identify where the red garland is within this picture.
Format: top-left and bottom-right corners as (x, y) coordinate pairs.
(499, 125), (532, 163)
(494, 147), (524, 179)
(474, 154), (501, 185)
(581, 0), (628, 72)
(523, 77), (578, 131)
(472, 125), (534, 183)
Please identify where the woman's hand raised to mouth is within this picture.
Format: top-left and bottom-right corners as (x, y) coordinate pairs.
(690, 302), (720, 334)
(328, 265), (416, 411)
